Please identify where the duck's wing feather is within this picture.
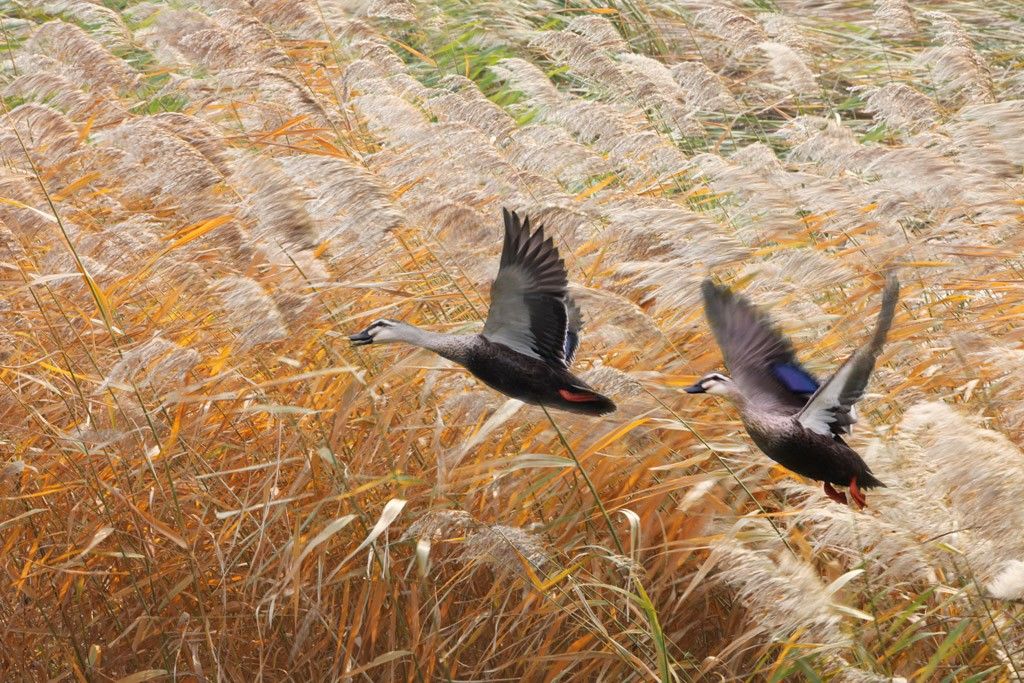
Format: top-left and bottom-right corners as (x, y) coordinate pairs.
(482, 209), (570, 368)
(563, 297), (582, 366)
(797, 273), (900, 437)
(702, 279), (819, 413)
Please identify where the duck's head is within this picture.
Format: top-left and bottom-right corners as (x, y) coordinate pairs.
(348, 319), (405, 346)
(684, 372), (734, 395)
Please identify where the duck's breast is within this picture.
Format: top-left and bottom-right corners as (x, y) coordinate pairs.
(742, 412), (799, 458)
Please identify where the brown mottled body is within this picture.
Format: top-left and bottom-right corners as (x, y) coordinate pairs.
(741, 411), (884, 489)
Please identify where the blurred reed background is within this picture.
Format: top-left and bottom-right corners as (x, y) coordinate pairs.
(1, 0), (1024, 679)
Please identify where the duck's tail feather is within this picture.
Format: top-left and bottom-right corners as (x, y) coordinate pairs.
(858, 471), (886, 489)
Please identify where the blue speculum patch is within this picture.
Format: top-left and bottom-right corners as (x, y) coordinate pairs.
(773, 362), (820, 395)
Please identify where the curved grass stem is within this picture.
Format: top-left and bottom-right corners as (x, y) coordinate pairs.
(540, 404), (626, 556)
(644, 388), (797, 558)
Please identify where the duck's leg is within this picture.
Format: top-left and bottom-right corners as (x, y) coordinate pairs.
(823, 482), (848, 505)
(848, 477), (867, 509)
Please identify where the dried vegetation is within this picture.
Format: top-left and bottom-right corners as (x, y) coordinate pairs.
(1, 0), (1024, 679)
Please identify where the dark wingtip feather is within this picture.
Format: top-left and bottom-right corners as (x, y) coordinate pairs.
(501, 207), (519, 268)
(701, 277), (725, 301)
(700, 278), (738, 319)
(503, 210), (568, 292)
(870, 271), (900, 352)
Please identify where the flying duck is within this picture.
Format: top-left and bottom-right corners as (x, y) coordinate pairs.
(348, 209), (616, 416)
(685, 273), (899, 508)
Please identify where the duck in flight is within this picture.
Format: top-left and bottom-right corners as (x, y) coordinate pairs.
(685, 273), (899, 508)
(348, 209), (616, 416)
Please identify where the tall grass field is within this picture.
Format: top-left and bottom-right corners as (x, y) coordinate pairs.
(2, 0), (1024, 679)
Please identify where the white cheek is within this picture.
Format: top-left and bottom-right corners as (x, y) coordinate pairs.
(706, 383), (728, 395)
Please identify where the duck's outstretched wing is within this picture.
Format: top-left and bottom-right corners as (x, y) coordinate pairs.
(701, 279), (820, 413)
(482, 209), (570, 368)
(797, 273), (900, 437)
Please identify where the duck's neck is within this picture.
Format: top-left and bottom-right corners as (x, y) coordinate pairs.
(717, 386), (748, 412)
(393, 325), (474, 364)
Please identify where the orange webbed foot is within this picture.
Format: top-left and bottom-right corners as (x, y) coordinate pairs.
(849, 477), (867, 509)
(823, 482), (848, 506)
